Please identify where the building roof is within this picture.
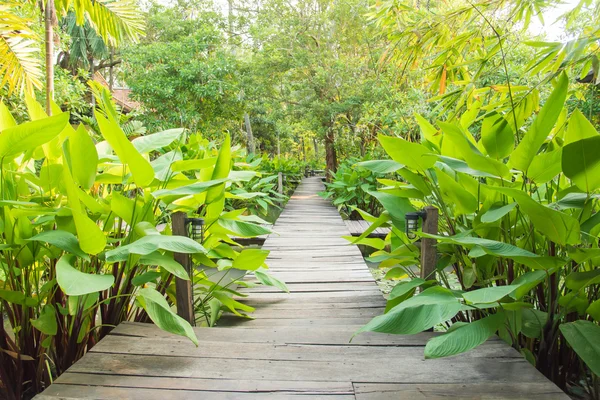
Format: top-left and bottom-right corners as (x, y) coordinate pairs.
(92, 71), (140, 113)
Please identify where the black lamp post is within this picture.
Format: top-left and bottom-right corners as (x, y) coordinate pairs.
(405, 211), (427, 239)
(185, 217), (205, 243)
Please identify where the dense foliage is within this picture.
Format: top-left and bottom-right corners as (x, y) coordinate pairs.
(0, 90), (289, 399)
(2, 0), (600, 399)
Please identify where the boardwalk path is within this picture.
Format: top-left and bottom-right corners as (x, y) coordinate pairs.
(38, 177), (566, 399)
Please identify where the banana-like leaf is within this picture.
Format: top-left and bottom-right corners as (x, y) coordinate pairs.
(131, 128), (184, 153)
(356, 287), (462, 336)
(27, 230), (90, 261)
(105, 234), (206, 262)
(462, 285), (520, 304)
(378, 134), (436, 172)
(137, 287), (198, 345)
(0, 113), (69, 159)
(69, 124), (98, 189)
(232, 249), (269, 271)
(95, 109), (154, 187)
(424, 312), (504, 359)
(509, 73), (568, 172)
(56, 255), (114, 296)
(491, 186), (580, 246)
(560, 320), (600, 376)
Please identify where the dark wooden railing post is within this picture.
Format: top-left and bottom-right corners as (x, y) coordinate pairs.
(420, 206), (439, 280)
(172, 212), (194, 325)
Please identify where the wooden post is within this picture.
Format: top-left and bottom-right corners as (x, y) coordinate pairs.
(420, 206), (439, 280)
(278, 172), (284, 207)
(172, 212), (194, 325)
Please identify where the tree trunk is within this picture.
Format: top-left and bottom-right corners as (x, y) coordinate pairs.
(45, 0), (54, 115)
(301, 136), (306, 163)
(244, 113), (255, 154)
(109, 47), (114, 90)
(325, 128), (337, 181)
(313, 137), (318, 158)
(277, 130), (281, 158)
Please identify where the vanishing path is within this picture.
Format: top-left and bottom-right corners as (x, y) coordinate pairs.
(38, 177), (566, 399)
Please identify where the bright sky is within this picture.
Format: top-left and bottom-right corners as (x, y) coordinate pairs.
(153, 0), (582, 42)
(529, 0), (581, 40)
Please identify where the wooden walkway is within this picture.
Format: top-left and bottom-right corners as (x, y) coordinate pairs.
(344, 219), (391, 238)
(37, 177), (567, 399)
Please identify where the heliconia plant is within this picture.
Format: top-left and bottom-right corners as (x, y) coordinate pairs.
(353, 72), (600, 394)
(0, 87), (286, 399)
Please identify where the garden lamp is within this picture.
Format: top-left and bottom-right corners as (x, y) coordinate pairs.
(185, 217), (205, 243)
(405, 211), (427, 239)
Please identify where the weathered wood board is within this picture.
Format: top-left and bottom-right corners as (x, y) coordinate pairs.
(35, 177), (567, 399)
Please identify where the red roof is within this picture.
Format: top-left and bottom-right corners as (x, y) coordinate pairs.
(93, 72), (140, 113)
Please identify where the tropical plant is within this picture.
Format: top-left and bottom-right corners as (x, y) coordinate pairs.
(0, 86), (285, 399)
(320, 158), (386, 219)
(354, 73), (600, 397)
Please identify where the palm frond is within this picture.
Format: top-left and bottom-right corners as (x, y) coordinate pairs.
(72, 0), (144, 46)
(0, 4), (43, 95)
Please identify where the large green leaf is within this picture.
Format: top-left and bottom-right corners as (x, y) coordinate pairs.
(138, 252), (189, 280)
(206, 134), (232, 220)
(212, 291), (255, 317)
(509, 73), (568, 172)
(528, 148), (562, 184)
(462, 285), (520, 304)
(560, 320), (600, 376)
(480, 112), (514, 159)
(56, 255), (114, 296)
(424, 312), (504, 359)
(152, 178), (228, 199)
(131, 128), (184, 153)
(95, 110), (154, 187)
(0, 290), (38, 307)
(427, 234), (567, 270)
(522, 308), (547, 339)
(367, 190), (415, 230)
(565, 269), (600, 291)
(30, 304), (57, 336)
(254, 269), (289, 293)
(480, 203), (516, 223)
(385, 278), (426, 312)
(562, 136), (600, 193)
(27, 230), (90, 261)
(511, 270), (548, 300)
(171, 157), (217, 172)
(69, 125), (98, 190)
(218, 219), (272, 237)
(0, 113), (69, 159)
(232, 249), (270, 271)
(355, 160), (403, 173)
(378, 134), (436, 172)
(438, 121), (510, 179)
(415, 113), (441, 150)
(491, 187), (580, 246)
(564, 109), (598, 145)
(0, 101), (17, 130)
(435, 168), (478, 215)
(105, 235), (206, 262)
(356, 287), (462, 335)
(61, 158), (107, 255)
(137, 287), (198, 346)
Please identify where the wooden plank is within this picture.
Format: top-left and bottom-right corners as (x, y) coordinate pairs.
(109, 322), (505, 347)
(89, 336), (517, 362)
(55, 373), (354, 395)
(38, 385), (355, 399)
(353, 383), (568, 399)
(65, 352), (548, 385)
